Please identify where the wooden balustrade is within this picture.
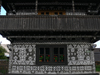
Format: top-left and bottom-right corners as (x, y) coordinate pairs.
(0, 15), (100, 31)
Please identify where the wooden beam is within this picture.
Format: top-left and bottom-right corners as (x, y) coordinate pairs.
(13, 2), (96, 6)
(11, 3), (16, 14)
(35, 0), (38, 15)
(96, 3), (100, 10)
(7, 35), (99, 38)
(15, 3), (35, 5)
(72, 0), (75, 14)
(88, 3), (93, 10)
(7, 3), (12, 11)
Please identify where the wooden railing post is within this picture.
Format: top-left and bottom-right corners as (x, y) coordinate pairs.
(35, 0), (38, 15)
(72, 0), (75, 14)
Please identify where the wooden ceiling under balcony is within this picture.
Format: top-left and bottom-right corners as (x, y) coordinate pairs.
(2, 0), (100, 13)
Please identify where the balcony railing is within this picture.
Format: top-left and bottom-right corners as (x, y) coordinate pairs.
(0, 15), (100, 31)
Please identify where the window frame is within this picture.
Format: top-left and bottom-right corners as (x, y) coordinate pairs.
(41, 12), (44, 15)
(54, 12), (58, 15)
(36, 44), (67, 65)
(46, 12), (49, 15)
(59, 12), (63, 15)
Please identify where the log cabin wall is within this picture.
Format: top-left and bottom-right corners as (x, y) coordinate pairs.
(0, 0), (100, 75)
(8, 42), (95, 74)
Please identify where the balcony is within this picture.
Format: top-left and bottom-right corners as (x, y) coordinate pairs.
(0, 15), (100, 31)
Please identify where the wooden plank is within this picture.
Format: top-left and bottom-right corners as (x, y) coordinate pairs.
(0, 16), (100, 31)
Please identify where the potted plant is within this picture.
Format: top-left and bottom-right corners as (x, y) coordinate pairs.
(39, 55), (44, 62)
(46, 55), (50, 62)
(60, 55), (64, 62)
(54, 56), (58, 62)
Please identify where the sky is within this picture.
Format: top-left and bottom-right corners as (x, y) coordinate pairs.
(0, 6), (10, 44)
(0, 6), (100, 47)
(1, 6), (6, 15)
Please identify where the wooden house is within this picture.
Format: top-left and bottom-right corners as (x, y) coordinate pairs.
(94, 48), (100, 65)
(0, 0), (99, 75)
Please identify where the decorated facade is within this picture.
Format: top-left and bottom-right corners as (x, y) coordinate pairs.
(0, 0), (100, 75)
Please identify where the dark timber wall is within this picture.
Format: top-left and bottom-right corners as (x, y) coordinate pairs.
(0, 15), (100, 31)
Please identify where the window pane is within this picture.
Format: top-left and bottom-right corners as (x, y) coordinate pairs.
(60, 55), (64, 62)
(60, 48), (64, 62)
(46, 48), (50, 54)
(46, 12), (49, 15)
(39, 55), (44, 62)
(59, 12), (62, 15)
(54, 48), (58, 62)
(41, 12), (44, 15)
(60, 48), (64, 54)
(55, 12), (58, 15)
(45, 48), (50, 62)
(46, 55), (50, 62)
(54, 48), (58, 54)
(54, 55), (58, 62)
(40, 48), (44, 54)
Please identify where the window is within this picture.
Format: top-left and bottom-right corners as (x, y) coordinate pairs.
(36, 45), (67, 65)
(41, 12), (44, 15)
(59, 12), (62, 15)
(46, 12), (49, 15)
(55, 12), (58, 15)
(39, 48), (50, 62)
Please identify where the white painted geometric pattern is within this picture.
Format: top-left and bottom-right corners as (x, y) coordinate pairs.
(11, 45), (36, 65)
(8, 43), (95, 74)
(11, 66), (93, 74)
(67, 44), (93, 65)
